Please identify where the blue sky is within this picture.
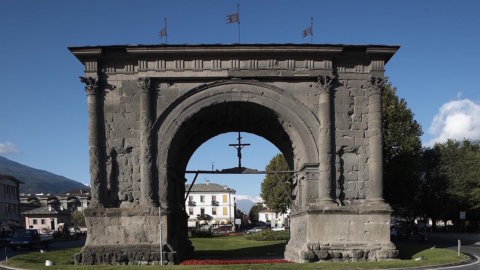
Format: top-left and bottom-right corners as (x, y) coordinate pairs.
(1, 0), (479, 200)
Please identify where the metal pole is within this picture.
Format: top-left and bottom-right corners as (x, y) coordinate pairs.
(237, 3), (240, 43)
(159, 206), (163, 265)
(457, 239), (461, 256)
(165, 17), (168, 44)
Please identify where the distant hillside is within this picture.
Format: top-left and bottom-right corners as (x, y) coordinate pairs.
(236, 199), (255, 214)
(0, 156), (86, 194)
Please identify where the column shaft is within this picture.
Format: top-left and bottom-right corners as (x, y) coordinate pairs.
(82, 77), (106, 207)
(316, 75), (336, 205)
(367, 77), (384, 201)
(139, 77), (155, 206)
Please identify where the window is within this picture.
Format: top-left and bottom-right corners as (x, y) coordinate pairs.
(41, 219), (45, 225)
(223, 207), (227, 215)
(212, 208), (217, 215)
(212, 195), (216, 202)
(189, 208), (193, 215)
(33, 219), (37, 225)
(189, 195), (193, 202)
(200, 195), (205, 203)
(223, 194), (227, 203)
(265, 214), (269, 219)
(200, 208), (205, 215)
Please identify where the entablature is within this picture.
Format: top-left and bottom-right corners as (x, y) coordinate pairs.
(69, 44), (399, 79)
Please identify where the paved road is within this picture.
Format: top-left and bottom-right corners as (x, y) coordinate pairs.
(425, 233), (480, 270)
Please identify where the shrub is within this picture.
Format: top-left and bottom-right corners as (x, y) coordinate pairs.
(243, 230), (289, 241)
(191, 229), (213, 238)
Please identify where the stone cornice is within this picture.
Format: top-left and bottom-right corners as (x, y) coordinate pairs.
(69, 44), (399, 77)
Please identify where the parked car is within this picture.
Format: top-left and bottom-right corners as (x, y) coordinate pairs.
(9, 229), (52, 250)
(246, 226), (266, 234)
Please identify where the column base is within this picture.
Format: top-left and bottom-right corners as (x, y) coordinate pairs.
(75, 244), (176, 265)
(76, 206), (193, 265)
(285, 203), (397, 263)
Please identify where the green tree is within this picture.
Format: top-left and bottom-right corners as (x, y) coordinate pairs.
(382, 82), (423, 217)
(417, 148), (451, 228)
(260, 154), (292, 214)
(248, 203), (263, 223)
(434, 140), (480, 218)
(71, 210), (86, 227)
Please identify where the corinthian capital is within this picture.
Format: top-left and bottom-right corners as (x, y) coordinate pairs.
(317, 74), (335, 94)
(369, 76), (385, 89)
(367, 76), (385, 95)
(137, 77), (153, 94)
(80, 77), (103, 96)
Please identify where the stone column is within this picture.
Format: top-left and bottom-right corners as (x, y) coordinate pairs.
(80, 77), (106, 208)
(316, 75), (336, 205)
(138, 77), (155, 206)
(367, 76), (385, 202)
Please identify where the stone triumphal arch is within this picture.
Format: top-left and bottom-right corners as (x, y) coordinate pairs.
(70, 44), (399, 265)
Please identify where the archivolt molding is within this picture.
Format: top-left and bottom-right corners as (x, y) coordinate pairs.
(155, 80), (320, 168)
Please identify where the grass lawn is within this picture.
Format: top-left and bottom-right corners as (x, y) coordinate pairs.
(191, 235), (285, 258)
(2, 236), (470, 270)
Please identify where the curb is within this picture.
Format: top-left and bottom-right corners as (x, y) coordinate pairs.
(0, 260), (31, 270)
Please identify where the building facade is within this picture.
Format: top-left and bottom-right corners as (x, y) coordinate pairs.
(185, 181), (235, 227)
(20, 188), (90, 213)
(0, 174), (22, 232)
(23, 205), (71, 233)
(258, 207), (289, 228)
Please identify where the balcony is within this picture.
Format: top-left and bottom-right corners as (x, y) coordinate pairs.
(211, 200), (219, 206)
(188, 201), (196, 206)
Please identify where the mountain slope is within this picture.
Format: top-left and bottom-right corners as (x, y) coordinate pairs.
(236, 199), (255, 214)
(0, 156), (86, 194)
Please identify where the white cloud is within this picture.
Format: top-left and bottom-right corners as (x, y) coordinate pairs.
(236, 194), (263, 203)
(0, 142), (19, 155)
(427, 99), (480, 146)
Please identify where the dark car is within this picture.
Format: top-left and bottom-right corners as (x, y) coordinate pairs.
(9, 229), (52, 250)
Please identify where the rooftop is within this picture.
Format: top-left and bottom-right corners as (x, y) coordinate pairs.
(185, 182), (236, 193)
(21, 206), (70, 216)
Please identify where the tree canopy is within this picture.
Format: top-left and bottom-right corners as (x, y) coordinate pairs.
(248, 203), (263, 223)
(260, 153), (291, 214)
(426, 140), (480, 221)
(382, 82), (423, 216)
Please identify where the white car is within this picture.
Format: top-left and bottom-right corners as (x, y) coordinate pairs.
(246, 227), (265, 233)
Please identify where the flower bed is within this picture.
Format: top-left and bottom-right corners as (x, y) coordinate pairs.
(180, 259), (291, 265)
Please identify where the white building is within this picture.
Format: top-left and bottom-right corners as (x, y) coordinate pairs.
(22, 205), (71, 233)
(185, 181), (235, 228)
(258, 207), (289, 228)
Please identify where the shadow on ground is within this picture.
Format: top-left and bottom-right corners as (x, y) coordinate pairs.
(193, 242), (286, 259)
(394, 240), (437, 259)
